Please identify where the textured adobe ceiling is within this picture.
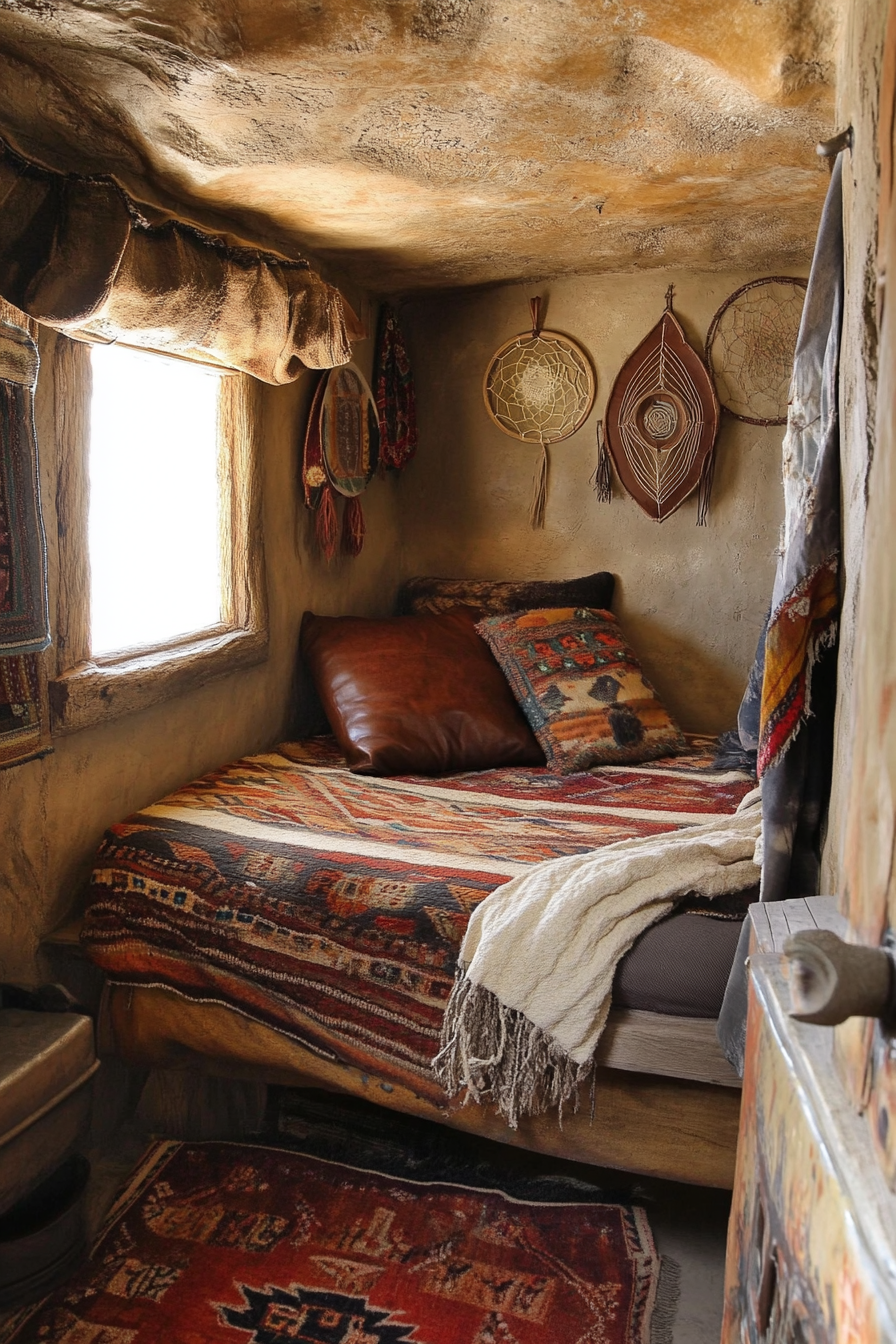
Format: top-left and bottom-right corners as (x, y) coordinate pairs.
(0, 0), (841, 291)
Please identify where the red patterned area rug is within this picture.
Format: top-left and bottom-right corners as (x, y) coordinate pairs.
(3, 1140), (669, 1343)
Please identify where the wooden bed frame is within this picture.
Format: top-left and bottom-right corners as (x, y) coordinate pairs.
(100, 980), (742, 1189)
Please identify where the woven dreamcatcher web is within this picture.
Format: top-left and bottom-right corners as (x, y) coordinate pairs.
(483, 298), (595, 527)
(705, 277), (807, 426)
(604, 286), (720, 523)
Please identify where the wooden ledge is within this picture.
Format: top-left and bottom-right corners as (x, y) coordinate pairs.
(49, 625), (268, 736)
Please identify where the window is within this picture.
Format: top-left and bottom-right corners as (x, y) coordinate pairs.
(49, 338), (267, 734)
(88, 345), (223, 656)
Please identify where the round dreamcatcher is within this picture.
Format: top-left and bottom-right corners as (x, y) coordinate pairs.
(483, 298), (596, 526)
(705, 277), (808, 426)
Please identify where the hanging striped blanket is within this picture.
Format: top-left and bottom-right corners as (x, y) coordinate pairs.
(81, 736), (753, 1101)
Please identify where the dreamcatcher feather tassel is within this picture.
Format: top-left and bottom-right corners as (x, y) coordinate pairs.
(342, 495), (365, 556)
(484, 297), (596, 530)
(696, 449), (717, 526)
(315, 484), (339, 562)
(590, 419), (612, 502)
(529, 444), (549, 529)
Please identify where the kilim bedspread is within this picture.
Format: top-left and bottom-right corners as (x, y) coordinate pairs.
(81, 736), (754, 1102)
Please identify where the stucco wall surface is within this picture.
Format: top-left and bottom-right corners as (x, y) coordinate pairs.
(0, 315), (402, 984)
(399, 271), (802, 735)
(821, 0), (888, 894)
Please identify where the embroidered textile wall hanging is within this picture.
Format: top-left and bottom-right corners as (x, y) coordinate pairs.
(604, 287), (720, 524)
(302, 363), (379, 561)
(0, 652), (50, 769)
(373, 303), (418, 470)
(483, 298), (595, 528)
(705, 276), (808, 425)
(0, 319), (49, 655)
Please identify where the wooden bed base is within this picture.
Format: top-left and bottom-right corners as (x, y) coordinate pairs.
(104, 984), (741, 1190)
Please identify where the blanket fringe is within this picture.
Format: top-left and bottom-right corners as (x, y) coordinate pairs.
(433, 970), (593, 1129)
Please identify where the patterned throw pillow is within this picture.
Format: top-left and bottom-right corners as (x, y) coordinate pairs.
(476, 606), (687, 774)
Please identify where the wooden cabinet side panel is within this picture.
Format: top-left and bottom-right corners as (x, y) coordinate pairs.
(723, 978), (887, 1343)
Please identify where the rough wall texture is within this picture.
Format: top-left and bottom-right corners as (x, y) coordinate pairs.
(0, 305), (402, 984)
(399, 270), (799, 735)
(821, 0), (888, 893)
(0, 0), (840, 290)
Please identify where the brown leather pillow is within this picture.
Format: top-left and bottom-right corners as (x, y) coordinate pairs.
(300, 607), (545, 775)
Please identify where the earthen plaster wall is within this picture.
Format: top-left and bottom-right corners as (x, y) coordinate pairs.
(821, 0), (888, 894)
(399, 270), (802, 735)
(0, 306), (402, 984)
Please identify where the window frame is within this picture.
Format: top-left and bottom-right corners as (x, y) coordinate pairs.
(48, 336), (268, 735)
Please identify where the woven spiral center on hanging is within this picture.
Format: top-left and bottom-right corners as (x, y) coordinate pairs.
(619, 337), (703, 513)
(642, 398), (678, 441)
(485, 333), (593, 443)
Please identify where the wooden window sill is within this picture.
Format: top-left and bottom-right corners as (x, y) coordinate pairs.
(49, 625), (268, 736)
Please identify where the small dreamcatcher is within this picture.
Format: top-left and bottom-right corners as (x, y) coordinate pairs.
(705, 277), (807, 425)
(483, 297), (596, 527)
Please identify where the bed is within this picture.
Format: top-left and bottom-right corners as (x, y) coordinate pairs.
(81, 733), (753, 1189)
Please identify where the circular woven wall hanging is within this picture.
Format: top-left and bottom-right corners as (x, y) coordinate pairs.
(483, 298), (596, 527)
(705, 276), (808, 426)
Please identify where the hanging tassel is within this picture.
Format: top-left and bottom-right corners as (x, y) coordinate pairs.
(315, 484), (339, 562)
(696, 447), (717, 526)
(342, 495), (365, 557)
(589, 419), (612, 503)
(529, 443), (549, 529)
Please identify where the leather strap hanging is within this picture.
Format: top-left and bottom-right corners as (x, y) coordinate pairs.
(605, 287), (720, 523)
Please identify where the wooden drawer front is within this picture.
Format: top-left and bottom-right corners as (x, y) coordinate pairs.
(722, 967), (893, 1344)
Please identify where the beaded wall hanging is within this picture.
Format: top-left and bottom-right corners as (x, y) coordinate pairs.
(302, 362), (380, 560)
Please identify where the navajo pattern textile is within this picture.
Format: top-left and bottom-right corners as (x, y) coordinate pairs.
(0, 318), (49, 657)
(81, 737), (753, 1102)
(475, 608), (687, 774)
(756, 556), (838, 776)
(1, 1140), (665, 1344)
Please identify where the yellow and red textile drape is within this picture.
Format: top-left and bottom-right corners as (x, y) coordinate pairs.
(757, 556), (839, 777)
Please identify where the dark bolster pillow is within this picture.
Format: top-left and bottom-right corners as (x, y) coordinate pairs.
(396, 571), (615, 618)
(300, 606), (545, 775)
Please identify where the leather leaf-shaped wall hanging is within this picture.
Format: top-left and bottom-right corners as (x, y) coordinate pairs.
(605, 288), (720, 523)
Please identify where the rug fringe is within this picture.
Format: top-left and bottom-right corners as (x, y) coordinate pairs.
(650, 1255), (681, 1344)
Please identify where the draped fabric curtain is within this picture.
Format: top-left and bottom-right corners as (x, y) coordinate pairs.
(0, 142), (362, 385)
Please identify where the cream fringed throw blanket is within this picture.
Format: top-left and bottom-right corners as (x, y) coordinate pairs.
(433, 789), (762, 1128)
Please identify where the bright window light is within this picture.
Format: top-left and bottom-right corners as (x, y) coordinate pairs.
(88, 344), (223, 657)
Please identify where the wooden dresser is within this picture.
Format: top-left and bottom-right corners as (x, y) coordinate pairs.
(721, 898), (896, 1342)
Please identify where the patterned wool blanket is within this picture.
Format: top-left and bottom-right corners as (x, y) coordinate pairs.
(82, 737), (754, 1104)
(434, 789), (761, 1127)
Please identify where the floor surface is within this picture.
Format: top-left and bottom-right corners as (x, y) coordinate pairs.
(2, 1083), (730, 1342)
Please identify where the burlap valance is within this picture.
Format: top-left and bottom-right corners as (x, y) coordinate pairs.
(0, 143), (361, 383)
